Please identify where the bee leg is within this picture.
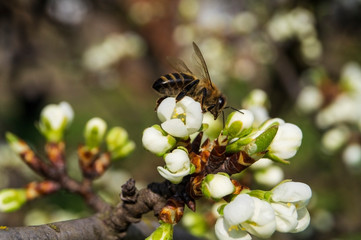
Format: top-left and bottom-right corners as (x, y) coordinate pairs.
(155, 96), (168, 111)
(176, 79), (200, 102)
(201, 88), (207, 107)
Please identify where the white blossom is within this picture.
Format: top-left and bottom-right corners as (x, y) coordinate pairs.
(271, 202), (298, 232)
(38, 102), (74, 142)
(240, 197), (276, 238)
(84, 117), (107, 148)
(223, 194), (254, 226)
(157, 97), (203, 138)
(142, 125), (176, 156)
(157, 148), (192, 184)
(268, 123), (303, 160)
(254, 165), (284, 187)
(215, 217), (251, 240)
(202, 173), (235, 200)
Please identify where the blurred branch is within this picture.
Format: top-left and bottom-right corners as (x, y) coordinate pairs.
(0, 179), (202, 240)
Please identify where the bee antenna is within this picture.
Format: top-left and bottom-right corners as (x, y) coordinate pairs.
(224, 106), (244, 114)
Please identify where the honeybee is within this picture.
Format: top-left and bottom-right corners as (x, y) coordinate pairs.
(152, 42), (227, 120)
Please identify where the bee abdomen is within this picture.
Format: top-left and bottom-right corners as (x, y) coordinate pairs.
(153, 73), (197, 95)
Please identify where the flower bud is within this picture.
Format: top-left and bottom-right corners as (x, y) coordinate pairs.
(106, 127), (135, 159)
(225, 110), (254, 138)
(0, 188), (27, 212)
(267, 123), (302, 161)
(157, 148), (193, 184)
(84, 117), (107, 149)
(38, 102), (74, 142)
(142, 125), (176, 156)
(6, 132), (29, 154)
(202, 173), (235, 200)
(145, 222), (173, 240)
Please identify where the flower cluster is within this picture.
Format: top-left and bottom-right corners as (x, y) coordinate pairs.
(296, 62), (361, 171)
(215, 181), (312, 240)
(142, 96), (202, 183)
(142, 94), (309, 240)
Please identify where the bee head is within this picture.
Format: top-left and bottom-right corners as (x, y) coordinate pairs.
(208, 95), (227, 120)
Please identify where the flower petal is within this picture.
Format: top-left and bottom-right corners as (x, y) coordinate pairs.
(290, 207), (311, 233)
(164, 149), (190, 173)
(157, 97), (176, 122)
(241, 198), (276, 238)
(185, 101), (203, 134)
(157, 166), (190, 184)
(223, 194), (254, 226)
(142, 126), (175, 156)
(271, 182), (312, 205)
(161, 119), (188, 138)
(271, 202), (298, 232)
(215, 217), (251, 240)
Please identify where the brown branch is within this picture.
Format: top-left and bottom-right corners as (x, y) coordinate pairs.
(0, 179), (203, 240)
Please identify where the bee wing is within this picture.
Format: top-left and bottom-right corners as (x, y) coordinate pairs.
(192, 42), (214, 89)
(167, 57), (193, 74)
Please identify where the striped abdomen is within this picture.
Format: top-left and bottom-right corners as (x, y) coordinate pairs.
(152, 72), (197, 96)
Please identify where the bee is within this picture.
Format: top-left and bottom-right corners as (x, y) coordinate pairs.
(152, 42), (227, 120)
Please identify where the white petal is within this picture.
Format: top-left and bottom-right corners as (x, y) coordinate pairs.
(271, 203), (298, 232)
(223, 194), (254, 226)
(271, 182), (312, 205)
(164, 149), (190, 173)
(290, 207), (310, 233)
(178, 96), (195, 108)
(161, 119), (188, 138)
(205, 174), (235, 199)
(185, 101), (203, 134)
(241, 198), (276, 238)
(142, 127), (174, 155)
(157, 166), (189, 184)
(215, 218), (251, 240)
(42, 104), (65, 130)
(269, 123), (303, 159)
(59, 101), (74, 125)
(157, 97), (176, 122)
(227, 110), (254, 130)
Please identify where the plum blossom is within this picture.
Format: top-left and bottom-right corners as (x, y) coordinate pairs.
(157, 97), (203, 138)
(157, 148), (193, 184)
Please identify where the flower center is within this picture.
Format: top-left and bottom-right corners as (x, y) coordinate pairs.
(172, 106), (187, 124)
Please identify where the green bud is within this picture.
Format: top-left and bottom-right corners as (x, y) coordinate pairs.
(111, 141), (136, 160)
(6, 132), (28, 154)
(0, 189), (27, 212)
(85, 117), (107, 149)
(106, 127), (129, 151)
(146, 222), (173, 240)
(38, 102), (74, 142)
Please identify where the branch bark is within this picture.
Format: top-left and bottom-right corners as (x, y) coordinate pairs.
(0, 179), (203, 240)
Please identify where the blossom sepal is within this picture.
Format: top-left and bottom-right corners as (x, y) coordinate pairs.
(145, 222), (173, 240)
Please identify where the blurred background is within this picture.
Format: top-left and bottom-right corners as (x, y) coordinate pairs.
(1, 0), (361, 239)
